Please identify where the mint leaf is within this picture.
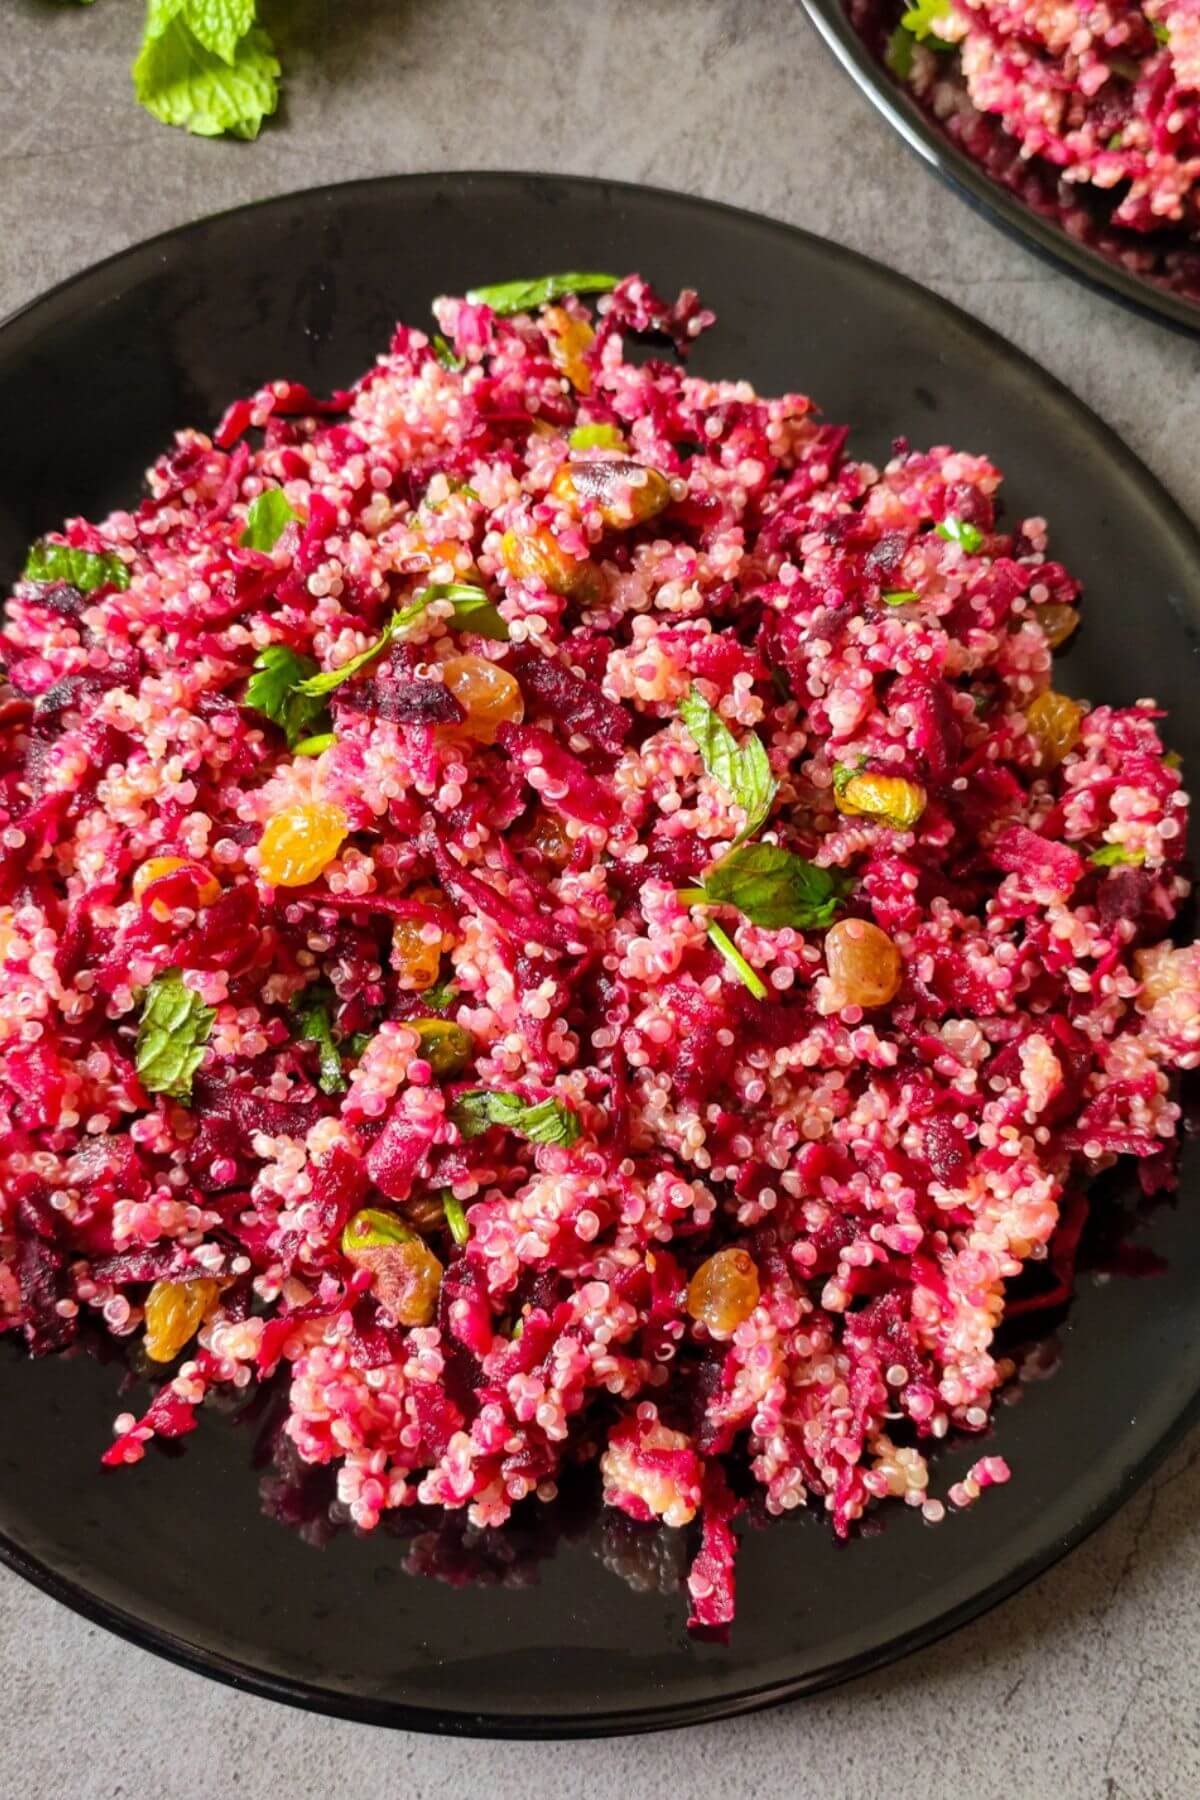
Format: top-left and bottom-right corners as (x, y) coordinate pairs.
(464, 273), (620, 317)
(297, 583), (508, 696)
(292, 984), (348, 1095)
(239, 488), (297, 552)
(135, 971), (215, 1101)
(1152, 21), (1169, 44)
(707, 921), (767, 1000)
(181, 0), (255, 63)
(1089, 844), (1147, 867)
(133, 14), (279, 140)
(244, 644), (329, 749)
(451, 1090), (581, 1147)
(442, 1192), (469, 1246)
(23, 540), (130, 593)
(883, 590), (920, 606)
(679, 686), (777, 844)
(935, 515), (983, 553)
(699, 842), (849, 930)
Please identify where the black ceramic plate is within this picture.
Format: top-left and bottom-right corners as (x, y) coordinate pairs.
(1, 173), (1198, 1738)
(798, 0), (1200, 336)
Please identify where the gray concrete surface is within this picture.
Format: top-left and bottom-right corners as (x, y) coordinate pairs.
(2, 1), (1199, 1794)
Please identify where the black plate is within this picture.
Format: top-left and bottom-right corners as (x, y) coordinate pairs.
(798, 0), (1200, 336)
(1, 172), (1199, 1738)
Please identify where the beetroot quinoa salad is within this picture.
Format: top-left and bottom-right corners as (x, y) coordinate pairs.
(851, 0), (1200, 301)
(1, 272), (1197, 1631)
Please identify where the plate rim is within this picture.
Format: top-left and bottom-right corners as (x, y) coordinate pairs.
(1, 167), (1199, 1737)
(795, 0), (1200, 339)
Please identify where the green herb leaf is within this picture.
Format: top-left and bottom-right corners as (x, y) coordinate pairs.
(900, 0), (956, 42)
(429, 581), (509, 641)
(239, 488), (297, 552)
(885, 23), (916, 76)
(451, 1090), (581, 1147)
(699, 842), (850, 930)
(420, 980), (459, 1015)
(442, 1192), (470, 1246)
(935, 515), (984, 553)
(345, 1032), (374, 1060)
(679, 686), (777, 844)
(569, 424), (625, 451)
(1152, 21), (1169, 44)
(292, 984), (348, 1095)
(707, 921), (767, 1000)
(176, 0), (256, 63)
(291, 731), (337, 757)
(244, 644), (330, 748)
(432, 333), (465, 371)
(133, 12), (279, 140)
(464, 273), (620, 317)
(135, 970), (215, 1102)
(883, 589), (920, 606)
(1089, 843), (1147, 867)
(23, 539), (130, 593)
(296, 582), (508, 696)
(1106, 131), (1124, 150)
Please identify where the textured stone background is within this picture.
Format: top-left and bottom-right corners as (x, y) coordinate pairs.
(3, 2), (1199, 1794)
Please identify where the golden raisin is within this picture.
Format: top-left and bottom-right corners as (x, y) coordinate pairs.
(500, 525), (600, 602)
(342, 1208), (443, 1325)
(824, 917), (903, 1008)
(408, 1017), (471, 1077)
(441, 653), (525, 745)
(686, 1247), (760, 1337)
(143, 1278), (219, 1363)
(551, 459), (671, 529)
(1026, 690), (1083, 770)
(132, 856), (220, 906)
(392, 888), (445, 992)
(1032, 601), (1079, 649)
(836, 771), (927, 831)
(526, 809), (573, 865)
(543, 305), (595, 394)
(258, 801), (349, 887)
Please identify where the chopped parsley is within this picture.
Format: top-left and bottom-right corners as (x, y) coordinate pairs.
(297, 582), (509, 697)
(244, 644), (330, 749)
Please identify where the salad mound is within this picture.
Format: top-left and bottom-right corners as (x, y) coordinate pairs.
(1, 272), (1195, 1628)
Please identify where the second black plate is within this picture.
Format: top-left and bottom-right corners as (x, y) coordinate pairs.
(799, 0), (1200, 336)
(1, 172), (1198, 1735)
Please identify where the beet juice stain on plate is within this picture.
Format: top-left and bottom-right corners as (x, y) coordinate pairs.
(0, 173), (1199, 1736)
